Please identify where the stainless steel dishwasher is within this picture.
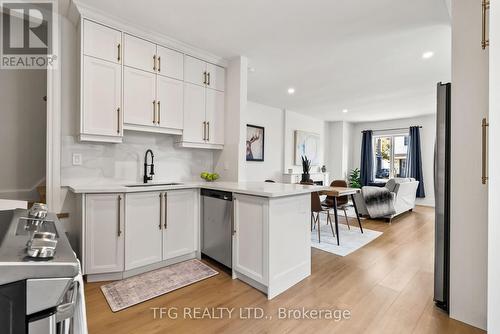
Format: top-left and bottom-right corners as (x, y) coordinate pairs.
(201, 189), (233, 268)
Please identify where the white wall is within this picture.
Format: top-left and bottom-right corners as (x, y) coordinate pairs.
(0, 68), (46, 200)
(283, 110), (326, 174)
(241, 102), (284, 182)
(347, 114), (436, 206)
(326, 121), (353, 183)
(450, 0), (488, 329)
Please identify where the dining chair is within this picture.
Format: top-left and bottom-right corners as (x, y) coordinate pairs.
(301, 180), (335, 243)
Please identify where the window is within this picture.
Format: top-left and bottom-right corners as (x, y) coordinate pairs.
(373, 134), (409, 181)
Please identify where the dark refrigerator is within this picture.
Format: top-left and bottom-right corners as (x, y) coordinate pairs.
(434, 82), (451, 312)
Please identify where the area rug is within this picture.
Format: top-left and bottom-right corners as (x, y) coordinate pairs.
(101, 259), (218, 312)
(311, 219), (382, 257)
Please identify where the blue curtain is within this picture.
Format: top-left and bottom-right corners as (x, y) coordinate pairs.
(360, 130), (373, 186)
(407, 126), (425, 197)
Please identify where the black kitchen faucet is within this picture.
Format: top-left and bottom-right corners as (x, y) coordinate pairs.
(143, 149), (155, 183)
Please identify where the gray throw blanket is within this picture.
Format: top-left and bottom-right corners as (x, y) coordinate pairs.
(362, 186), (396, 218)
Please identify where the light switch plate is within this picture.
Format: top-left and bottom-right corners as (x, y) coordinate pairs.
(72, 153), (82, 166)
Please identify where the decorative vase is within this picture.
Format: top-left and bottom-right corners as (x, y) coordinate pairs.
(301, 173), (310, 182)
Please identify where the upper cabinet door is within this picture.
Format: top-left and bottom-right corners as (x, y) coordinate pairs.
(82, 56), (121, 137)
(206, 63), (225, 92)
(123, 66), (156, 127)
(123, 34), (157, 73)
(205, 89), (225, 145)
(83, 20), (122, 64)
(183, 83), (206, 144)
(156, 45), (184, 80)
(184, 55), (207, 86)
(157, 76), (184, 130)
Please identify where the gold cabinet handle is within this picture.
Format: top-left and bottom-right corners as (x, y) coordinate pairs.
(157, 101), (161, 125)
(158, 56), (161, 72)
(207, 72), (211, 86)
(203, 71), (207, 85)
(117, 195), (122, 237)
(164, 192), (167, 229)
(207, 121), (210, 141)
(159, 193), (163, 230)
(152, 100), (156, 124)
(153, 55), (157, 71)
(117, 107), (120, 134)
(482, 118), (489, 184)
(482, 0), (490, 49)
(202, 121), (206, 140)
(117, 43), (121, 62)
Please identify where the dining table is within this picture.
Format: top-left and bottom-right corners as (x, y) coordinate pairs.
(318, 187), (363, 245)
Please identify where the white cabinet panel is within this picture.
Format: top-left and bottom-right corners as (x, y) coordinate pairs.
(184, 55), (206, 86)
(206, 63), (225, 92)
(157, 45), (184, 80)
(163, 190), (198, 260)
(83, 20), (121, 64)
(123, 66), (156, 127)
(82, 56), (121, 138)
(157, 76), (184, 130)
(125, 192), (163, 270)
(85, 194), (124, 274)
(205, 89), (225, 145)
(183, 83), (206, 143)
(233, 194), (268, 284)
(124, 34), (156, 73)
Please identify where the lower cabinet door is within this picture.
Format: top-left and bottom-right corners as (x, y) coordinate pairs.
(163, 189), (198, 260)
(125, 192), (163, 270)
(85, 194), (124, 274)
(233, 194), (268, 284)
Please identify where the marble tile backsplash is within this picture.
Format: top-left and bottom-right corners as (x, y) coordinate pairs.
(61, 132), (214, 185)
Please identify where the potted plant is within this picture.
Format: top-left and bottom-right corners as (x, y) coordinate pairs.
(301, 156), (312, 182)
(349, 168), (362, 188)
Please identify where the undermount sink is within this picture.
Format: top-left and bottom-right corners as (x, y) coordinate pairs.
(125, 182), (183, 188)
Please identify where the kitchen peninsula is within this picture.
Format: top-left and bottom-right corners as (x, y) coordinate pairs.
(69, 181), (327, 299)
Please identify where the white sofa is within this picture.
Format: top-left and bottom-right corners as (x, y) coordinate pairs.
(353, 178), (419, 219)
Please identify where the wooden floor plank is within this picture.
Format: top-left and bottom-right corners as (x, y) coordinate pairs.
(84, 206), (484, 334)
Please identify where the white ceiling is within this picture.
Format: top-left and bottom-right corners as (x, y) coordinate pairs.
(77, 0), (451, 122)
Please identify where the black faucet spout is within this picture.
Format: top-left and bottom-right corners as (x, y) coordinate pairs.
(143, 149), (155, 183)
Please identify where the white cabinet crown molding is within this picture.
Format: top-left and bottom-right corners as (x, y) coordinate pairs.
(73, 0), (228, 67)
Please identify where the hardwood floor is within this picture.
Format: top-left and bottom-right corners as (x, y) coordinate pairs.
(84, 206), (484, 334)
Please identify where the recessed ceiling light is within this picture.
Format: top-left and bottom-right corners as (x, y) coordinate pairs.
(342, 109), (349, 113)
(287, 87), (295, 95)
(422, 51), (434, 59)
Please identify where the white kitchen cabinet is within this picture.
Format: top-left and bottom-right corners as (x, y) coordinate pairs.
(81, 56), (122, 142)
(123, 66), (156, 127)
(123, 34), (156, 73)
(163, 189), (198, 260)
(83, 20), (122, 64)
(233, 194), (268, 285)
(206, 63), (225, 92)
(125, 192), (163, 270)
(184, 56), (206, 86)
(84, 194), (124, 274)
(157, 45), (184, 80)
(156, 76), (184, 130)
(178, 56), (225, 149)
(182, 83), (207, 144)
(205, 89), (225, 145)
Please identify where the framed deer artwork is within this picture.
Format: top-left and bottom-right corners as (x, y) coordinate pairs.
(246, 124), (265, 161)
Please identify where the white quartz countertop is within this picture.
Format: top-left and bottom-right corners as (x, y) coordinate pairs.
(67, 181), (329, 198)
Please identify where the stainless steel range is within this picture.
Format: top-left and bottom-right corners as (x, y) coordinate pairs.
(0, 208), (81, 334)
